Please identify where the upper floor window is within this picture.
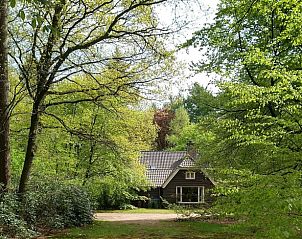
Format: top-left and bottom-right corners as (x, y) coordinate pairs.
(185, 171), (195, 179)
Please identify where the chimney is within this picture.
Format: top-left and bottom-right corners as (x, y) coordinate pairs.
(186, 140), (197, 159)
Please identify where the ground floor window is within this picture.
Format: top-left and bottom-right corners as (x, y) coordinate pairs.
(176, 186), (204, 203)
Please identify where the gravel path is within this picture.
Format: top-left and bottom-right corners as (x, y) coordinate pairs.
(95, 213), (178, 223)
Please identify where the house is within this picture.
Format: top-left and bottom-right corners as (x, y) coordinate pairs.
(139, 151), (215, 207)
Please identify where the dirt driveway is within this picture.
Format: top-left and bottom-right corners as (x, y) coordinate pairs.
(95, 213), (179, 223)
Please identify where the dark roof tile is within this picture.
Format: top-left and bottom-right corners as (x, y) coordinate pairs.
(146, 169), (172, 187)
(140, 151), (187, 170)
(140, 151), (195, 187)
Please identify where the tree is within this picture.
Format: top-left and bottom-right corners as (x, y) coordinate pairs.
(9, 69), (157, 207)
(186, 0), (302, 237)
(184, 83), (217, 122)
(31, 89), (156, 208)
(0, 0), (51, 193)
(167, 105), (190, 148)
(153, 108), (174, 150)
(190, 0), (302, 171)
(8, 0), (177, 193)
(0, 0), (10, 192)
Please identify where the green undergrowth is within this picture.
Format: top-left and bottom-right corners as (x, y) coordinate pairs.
(52, 220), (255, 239)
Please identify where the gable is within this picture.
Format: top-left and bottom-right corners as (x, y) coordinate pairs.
(140, 151), (197, 187)
(179, 158), (195, 168)
(162, 168), (216, 188)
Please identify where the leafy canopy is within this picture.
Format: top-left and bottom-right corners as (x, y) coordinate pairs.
(184, 0), (302, 238)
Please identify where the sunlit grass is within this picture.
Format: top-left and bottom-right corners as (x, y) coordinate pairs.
(52, 220), (255, 239)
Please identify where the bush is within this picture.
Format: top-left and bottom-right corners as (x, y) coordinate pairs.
(21, 181), (94, 229)
(119, 204), (137, 210)
(90, 178), (142, 209)
(147, 199), (161, 209)
(0, 180), (94, 238)
(0, 193), (36, 239)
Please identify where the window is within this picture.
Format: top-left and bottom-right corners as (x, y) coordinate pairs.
(175, 186), (204, 203)
(185, 171), (195, 179)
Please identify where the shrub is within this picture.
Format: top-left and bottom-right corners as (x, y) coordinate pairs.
(0, 180), (94, 238)
(91, 179), (142, 209)
(119, 204), (137, 210)
(20, 180), (94, 229)
(0, 193), (36, 239)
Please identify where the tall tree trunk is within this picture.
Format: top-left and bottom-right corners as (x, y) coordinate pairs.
(18, 102), (41, 194)
(0, 0), (10, 192)
(18, 0), (65, 194)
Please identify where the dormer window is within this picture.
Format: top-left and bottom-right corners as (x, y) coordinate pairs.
(185, 171), (195, 179)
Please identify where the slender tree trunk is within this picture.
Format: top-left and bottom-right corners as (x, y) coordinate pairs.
(82, 113), (97, 186)
(18, 102), (41, 194)
(82, 142), (96, 186)
(0, 0), (10, 192)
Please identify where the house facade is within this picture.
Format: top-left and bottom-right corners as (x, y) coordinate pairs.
(139, 151), (215, 206)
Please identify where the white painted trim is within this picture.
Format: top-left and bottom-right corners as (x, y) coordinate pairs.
(162, 168), (216, 188)
(185, 171), (195, 179)
(175, 186), (205, 203)
(202, 170), (217, 186)
(162, 169), (180, 188)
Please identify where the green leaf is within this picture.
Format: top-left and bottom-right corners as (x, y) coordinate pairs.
(10, 0), (16, 8)
(37, 15), (43, 27)
(19, 10), (25, 20)
(31, 18), (37, 28)
(43, 25), (49, 32)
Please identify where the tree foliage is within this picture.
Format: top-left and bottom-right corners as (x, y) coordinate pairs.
(184, 0), (302, 237)
(7, 0), (177, 193)
(167, 105), (190, 150)
(184, 83), (218, 122)
(9, 72), (157, 206)
(0, 0), (219, 237)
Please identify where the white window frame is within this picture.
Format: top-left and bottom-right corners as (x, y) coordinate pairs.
(176, 186), (205, 204)
(185, 171), (195, 180)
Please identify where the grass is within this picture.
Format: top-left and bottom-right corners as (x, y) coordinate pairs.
(51, 220), (255, 239)
(96, 208), (175, 214)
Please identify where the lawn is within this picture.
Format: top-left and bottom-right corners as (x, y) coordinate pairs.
(52, 220), (255, 239)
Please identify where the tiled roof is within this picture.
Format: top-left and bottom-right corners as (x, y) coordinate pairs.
(146, 169), (172, 187)
(140, 151), (187, 170)
(140, 151), (195, 187)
